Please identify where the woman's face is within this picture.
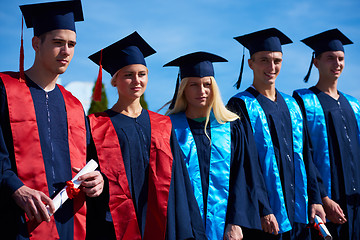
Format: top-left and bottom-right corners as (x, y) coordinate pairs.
(184, 76), (213, 111)
(112, 64), (148, 101)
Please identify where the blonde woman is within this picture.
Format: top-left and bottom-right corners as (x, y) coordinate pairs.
(86, 32), (206, 240)
(164, 52), (275, 240)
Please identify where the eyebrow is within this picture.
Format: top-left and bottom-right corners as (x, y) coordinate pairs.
(123, 70), (147, 73)
(52, 38), (77, 45)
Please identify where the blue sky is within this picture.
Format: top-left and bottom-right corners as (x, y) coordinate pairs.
(1, 0), (360, 113)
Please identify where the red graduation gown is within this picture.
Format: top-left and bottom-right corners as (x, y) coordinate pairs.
(0, 72), (87, 240)
(89, 110), (173, 240)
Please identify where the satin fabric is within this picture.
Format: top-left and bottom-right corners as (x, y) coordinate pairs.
(234, 91), (308, 232)
(170, 112), (231, 239)
(294, 89), (331, 198)
(341, 92), (360, 138)
(89, 110), (173, 240)
(280, 92), (308, 225)
(1, 72), (87, 240)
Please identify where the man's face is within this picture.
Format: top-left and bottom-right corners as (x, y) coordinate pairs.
(34, 29), (77, 75)
(314, 51), (344, 81)
(248, 51), (283, 87)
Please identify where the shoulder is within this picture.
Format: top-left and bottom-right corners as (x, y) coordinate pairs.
(88, 112), (110, 125)
(0, 71), (19, 80)
(340, 91), (360, 103)
(227, 95), (247, 115)
(57, 84), (80, 101)
(147, 110), (171, 122)
(89, 111), (108, 119)
(230, 118), (245, 132)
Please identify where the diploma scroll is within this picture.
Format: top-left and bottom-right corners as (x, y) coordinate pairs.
(47, 159), (98, 216)
(314, 215), (332, 240)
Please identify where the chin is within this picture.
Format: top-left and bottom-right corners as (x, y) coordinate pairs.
(57, 67), (68, 75)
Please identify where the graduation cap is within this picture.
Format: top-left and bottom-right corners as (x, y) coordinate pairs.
(301, 29), (353, 82)
(88, 31), (156, 101)
(20, 0), (84, 37)
(233, 28), (292, 89)
(18, 0), (84, 82)
(163, 51), (227, 109)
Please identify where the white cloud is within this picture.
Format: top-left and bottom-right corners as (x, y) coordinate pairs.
(64, 81), (95, 112)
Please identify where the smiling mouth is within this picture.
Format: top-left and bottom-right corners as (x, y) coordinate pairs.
(265, 73), (276, 77)
(58, 59), (68, 64)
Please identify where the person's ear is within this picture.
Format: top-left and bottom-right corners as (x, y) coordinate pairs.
(32, 36), (41, 52)
(248, 58), (254, 70)
(313, 58), (319, 68)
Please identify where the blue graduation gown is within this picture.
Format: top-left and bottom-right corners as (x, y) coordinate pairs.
(293, 87), (360, 240)
(0, 76), (90, 240)
(227, 87), (322, 239)
(86, 109), (206, 240)
(183, 117), (271, 231)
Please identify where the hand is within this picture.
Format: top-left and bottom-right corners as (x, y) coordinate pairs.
(224, 224), (243, 240)
(12, 185), (55, 223)
(309, 203), (326, 223)
(74, 167), (104, 197)
(322, 196), (347, 224)
(261, 214), (279, 235)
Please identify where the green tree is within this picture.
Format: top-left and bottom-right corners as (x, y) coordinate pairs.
(140, 94), (148, 110)
(88, 81), (108, 115)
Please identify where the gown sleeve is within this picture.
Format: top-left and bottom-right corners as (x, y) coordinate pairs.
(227, 97), (274, 219)
(226, 119), (272, 230)
(293, 91), (327, 199)
(0, 78), (24, 195)
(0, 126), (6, 184)
(85, 116), (116, 240)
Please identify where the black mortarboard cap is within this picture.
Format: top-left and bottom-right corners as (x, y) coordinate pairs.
(233, 28), (292, 89)
(20, 0), (84, 37)
(301, 28), (353, 57)
(234, 28), (292, 56)
(89, 31), (156, 76)
(88, 31), (155, 101)
(301, 29), (353, 82)
(164, 51), (227, 109)
(164, 51), (227, 79)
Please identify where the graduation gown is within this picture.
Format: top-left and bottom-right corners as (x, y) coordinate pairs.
(170, 113), (271, 238)
(87, 109), (206, 240)
(227, 87), (322, 239)
(293, 87), (360, 240)
(0, 126), (6, 184)
(0, 72), (88, 240)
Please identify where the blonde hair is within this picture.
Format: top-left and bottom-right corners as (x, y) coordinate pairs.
(166, 76), (239, 136)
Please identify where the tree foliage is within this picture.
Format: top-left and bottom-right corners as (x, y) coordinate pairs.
(140, 94), (148, 110)
(88, 81), (108, 115)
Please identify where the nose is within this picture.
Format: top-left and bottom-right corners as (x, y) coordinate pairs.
(335, 58), (341, 67)
(270, 61), (276, 71)
(200, 85), (206, 94)
(61, 44), (71, 56)
(133, 74), (141, 84)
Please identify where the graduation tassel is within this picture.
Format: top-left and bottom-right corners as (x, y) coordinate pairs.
(92, 49), (103, 102)
(169, 72), (180, 110)
(304, 52), (315, 83)
(19, 15), (25, 83)
(234, 47), (245, 89)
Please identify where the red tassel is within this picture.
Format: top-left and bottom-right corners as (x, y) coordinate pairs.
(19, 15), (25, 82)
(92, 49), (103, 102)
